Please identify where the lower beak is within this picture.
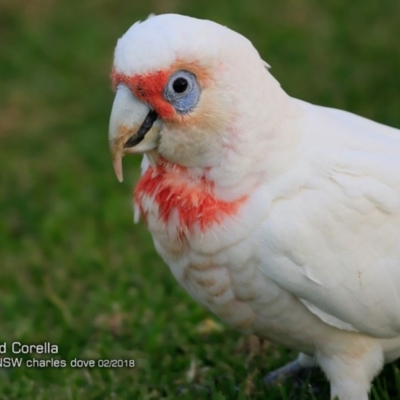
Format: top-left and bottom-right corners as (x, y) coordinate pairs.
(108, 85), (161, 182)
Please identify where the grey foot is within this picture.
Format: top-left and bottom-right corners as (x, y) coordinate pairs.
(263, 359), (308, 385)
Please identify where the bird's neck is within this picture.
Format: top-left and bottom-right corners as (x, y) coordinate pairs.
(134, 158), (249, 234)
(134, 89), (304, 234)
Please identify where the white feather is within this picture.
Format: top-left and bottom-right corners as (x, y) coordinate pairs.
(112, 14), (400, 400)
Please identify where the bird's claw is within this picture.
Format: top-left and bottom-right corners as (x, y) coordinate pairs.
(263, 359), (309, 386)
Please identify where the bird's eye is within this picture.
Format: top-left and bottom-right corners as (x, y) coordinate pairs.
(172, 77), (189, 94)
(164, 70), (201, 114)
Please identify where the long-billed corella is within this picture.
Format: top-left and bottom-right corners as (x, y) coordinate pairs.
(108, 14), (400, 400)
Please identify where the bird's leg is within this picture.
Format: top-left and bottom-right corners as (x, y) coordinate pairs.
(263, 352), (317, 385)
(317, 339), (384, 400)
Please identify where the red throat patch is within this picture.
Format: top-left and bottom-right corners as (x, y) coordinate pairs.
(134, 161), (247, 233)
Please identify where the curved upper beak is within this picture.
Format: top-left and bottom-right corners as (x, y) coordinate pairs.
(108, 85), (161, 182)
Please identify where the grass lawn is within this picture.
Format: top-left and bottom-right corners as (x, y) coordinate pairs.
(1, 0), (400, 398)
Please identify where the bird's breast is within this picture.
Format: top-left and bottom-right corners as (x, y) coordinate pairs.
(133, 161), (265, 332)
(133, 167), (325, 349)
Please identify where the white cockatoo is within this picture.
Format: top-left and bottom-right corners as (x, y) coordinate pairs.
(108, 14), (400, 400)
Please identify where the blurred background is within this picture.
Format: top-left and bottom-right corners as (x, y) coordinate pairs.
(1, 0), (399, 399)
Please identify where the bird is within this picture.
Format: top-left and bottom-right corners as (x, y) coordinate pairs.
(108, 13), (400, 400)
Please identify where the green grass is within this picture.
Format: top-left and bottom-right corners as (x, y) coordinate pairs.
(1, 0), (400, 398)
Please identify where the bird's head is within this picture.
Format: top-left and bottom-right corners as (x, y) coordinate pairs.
(109, 14), (289, 186)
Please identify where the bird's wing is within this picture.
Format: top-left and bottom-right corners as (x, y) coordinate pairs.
(258, 100), (400, 338)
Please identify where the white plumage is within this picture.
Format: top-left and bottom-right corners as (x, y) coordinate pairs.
(108, 14), (400, 400)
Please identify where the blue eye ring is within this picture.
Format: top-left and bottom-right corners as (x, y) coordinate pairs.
(164, 70), (201, 114)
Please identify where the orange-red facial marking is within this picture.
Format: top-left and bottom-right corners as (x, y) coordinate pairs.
(111, 60), (213, 121)
(112, 69), (175, 119)
(134, 161), (247, 232)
